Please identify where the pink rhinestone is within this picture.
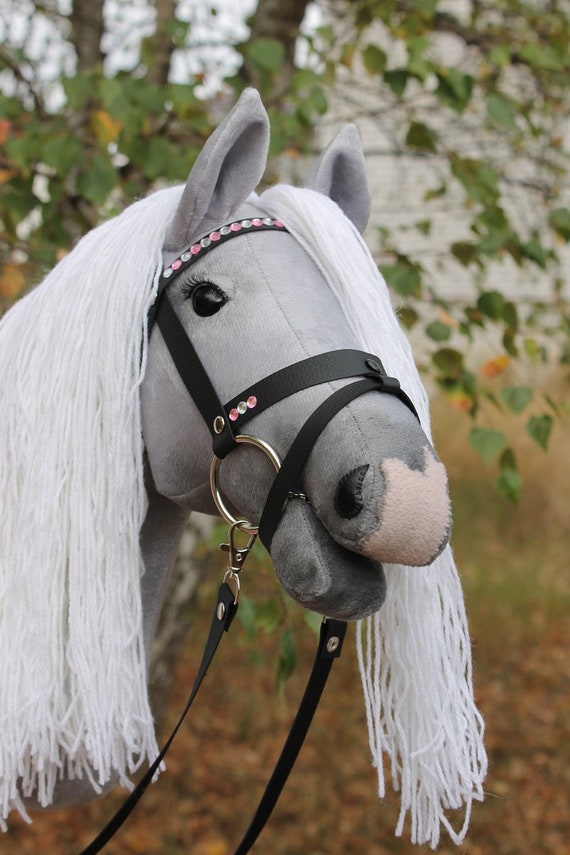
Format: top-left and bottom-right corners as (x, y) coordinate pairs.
(247, 396), (257, 409)
(171, 259), (182, 270)
(229, 408), (239, 422)
(210, 231), (221, 241)
(274, 220), (285, 228)
(190, 244), (201, 255)
(251, 218), (263, 227)
(229, 222), (242, 232)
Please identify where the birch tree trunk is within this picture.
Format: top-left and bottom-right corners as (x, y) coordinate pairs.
(146, 0), (179, 86)
(149, 516), (214, 725)
(244, 0), (311, 97)
(70, 0), (105, 71)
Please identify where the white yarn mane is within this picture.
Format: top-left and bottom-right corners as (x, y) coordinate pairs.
(0, 174), (486, 843)
(0, 185), (183, 825)
(258, 185), (488, 848)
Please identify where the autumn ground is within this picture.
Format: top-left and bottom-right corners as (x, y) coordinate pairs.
(3, 390), (569, 855)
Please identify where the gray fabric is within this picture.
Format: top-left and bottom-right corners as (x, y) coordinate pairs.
(142, 87), (451, 623)
(304, 124), (371, 233)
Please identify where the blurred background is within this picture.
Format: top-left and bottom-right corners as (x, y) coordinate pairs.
(1, 1), (568, 852)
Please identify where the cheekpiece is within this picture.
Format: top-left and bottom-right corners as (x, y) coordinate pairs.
(161, 218), (288, 285)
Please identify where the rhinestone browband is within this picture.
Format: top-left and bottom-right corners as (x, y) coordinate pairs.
(161, 218), (288, 282)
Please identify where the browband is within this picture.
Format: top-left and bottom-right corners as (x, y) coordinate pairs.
(161, 217), (288, 285)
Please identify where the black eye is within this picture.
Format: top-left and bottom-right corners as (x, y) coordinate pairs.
(191, 284), (228, 317)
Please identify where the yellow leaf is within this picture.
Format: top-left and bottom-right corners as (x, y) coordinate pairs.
(482, 355), (510, 378)
(0, 168), (15, 185)
(193, 838), (230, 855)
(447, 389), (473, 413)
(437, 307), (459, 328)
(91, 109), (122, 144)
(0, 264), (26, 299)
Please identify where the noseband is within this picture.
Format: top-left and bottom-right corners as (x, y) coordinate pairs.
(151, 217), (419, 553)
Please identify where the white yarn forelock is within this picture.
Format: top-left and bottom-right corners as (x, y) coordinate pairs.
(0, 184), (183, 826)
(258, 185), (488, 848)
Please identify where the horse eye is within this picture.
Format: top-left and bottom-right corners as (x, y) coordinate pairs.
(191, 284), (227, 317)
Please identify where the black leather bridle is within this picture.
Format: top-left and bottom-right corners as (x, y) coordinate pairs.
(151, 217), (418, 551)
(78, 217), (419, 855)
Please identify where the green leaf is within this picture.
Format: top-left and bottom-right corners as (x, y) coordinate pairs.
(424, 183), (447, 202)
(415, 219), (431, 235)
(405, 120), (437, 152)
(277, 628), (297, 694)
(519, 42), (566, 72)
(362, 44), (387, 75)
(432, 347), (464, 378)
(486, 93), (517, 129)
(500, 386), (533, 414)
(469, 428), (507, 465)
(246, 38), (285, 73)
(237, 595), (257, 638)
(526, 415), (553, 450)
(304, 611), (323, 637)
(254, 599), (283, 634)
(548, 207), (570, 241)
(496, 465), (522, 503)
(488, 45), (511, 67)
(63, 71), (98, 110)
(477, 290), (505, 320)
(138, 137), (187, 181)
(382, 258), (422, 298)
(406, 37), (432, 81)
(436, 68), (474, 112)
(521, 235), (548, 269)
(502, 300), (519, 331)
(524, 337), (547, 362)
(384, 69), (408, 97)
(398, 305), (419, 329)
(502, 327), (518, 357)
(41, 136), (84, 176)
(451, 157), (500, 206)
(291, 68), (320, 93)
(76, 154), (117, 206)
(451, 241), (479, 266)
(426, 320), (452, 342)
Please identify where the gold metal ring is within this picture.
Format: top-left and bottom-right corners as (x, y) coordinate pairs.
(209, 434), (281, 535)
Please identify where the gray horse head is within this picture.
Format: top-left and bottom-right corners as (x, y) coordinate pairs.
(141, 89), (451, 622)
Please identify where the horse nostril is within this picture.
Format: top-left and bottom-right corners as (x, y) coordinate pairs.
(334, 464), (370, 519)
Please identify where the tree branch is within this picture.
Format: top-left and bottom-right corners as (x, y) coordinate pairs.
(0, 44), (47, 116)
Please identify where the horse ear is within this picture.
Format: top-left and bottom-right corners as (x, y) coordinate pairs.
(165, 88), (270, 251)
(305, 125), (371, 233)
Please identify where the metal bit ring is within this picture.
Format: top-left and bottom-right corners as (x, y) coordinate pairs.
(210, 434), (281, 536)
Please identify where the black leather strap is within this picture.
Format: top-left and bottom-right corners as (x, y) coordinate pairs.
(233, 618), (347, 855)
(154, 304), (418, 463)
(223, 350), (394, 432)
(77, 590), (346, 855)
(258, 377), (389, 552)
(78, 583), (239, 855)
(155, 293), (238, 458)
